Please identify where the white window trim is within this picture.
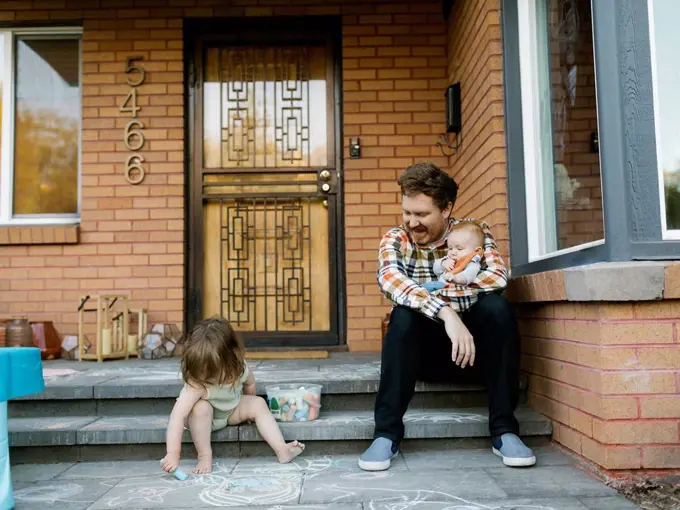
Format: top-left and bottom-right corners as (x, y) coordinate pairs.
(517, 0), (606, 262)
(0, 26), (82, 227)
(648, 0), (680, 240)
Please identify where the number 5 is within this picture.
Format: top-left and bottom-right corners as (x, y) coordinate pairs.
(126, 56), (145, 87)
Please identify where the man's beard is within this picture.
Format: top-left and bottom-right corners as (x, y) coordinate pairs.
(408, 226), (429, 238)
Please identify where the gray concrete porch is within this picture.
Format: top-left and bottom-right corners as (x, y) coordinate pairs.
(7, 355), (641, 509)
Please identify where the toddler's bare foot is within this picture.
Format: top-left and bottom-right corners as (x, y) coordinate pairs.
(193, 453), (213, 474)
(276, 440), (305, 464)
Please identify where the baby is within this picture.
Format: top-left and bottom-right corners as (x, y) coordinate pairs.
(423, 221), (485, 291)
(161, 317), (304, 475)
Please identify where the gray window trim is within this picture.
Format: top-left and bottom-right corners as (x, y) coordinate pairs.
(501, 0), (680, 277)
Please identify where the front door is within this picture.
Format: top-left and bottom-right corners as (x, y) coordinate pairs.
(187, 20), (343, 348)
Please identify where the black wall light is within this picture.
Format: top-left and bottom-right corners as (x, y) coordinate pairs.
(437, 82), (462, 156)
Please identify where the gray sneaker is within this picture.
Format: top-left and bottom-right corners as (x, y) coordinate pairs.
(492, 433), (536, 467)
(358, 437), (399, 471)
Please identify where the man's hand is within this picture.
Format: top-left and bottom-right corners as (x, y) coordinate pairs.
(437, 306), (475, 368)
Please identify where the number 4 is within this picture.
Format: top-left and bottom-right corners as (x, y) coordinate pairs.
(119, 88), (140, 117)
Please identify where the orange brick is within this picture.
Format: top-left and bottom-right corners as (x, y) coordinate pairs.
(643, 446), (680, 468)
(593, 419), (679, 444)
(601, 322), (673, 345)
(662, 263), (680, 298)
(581, 437), (641, 470)
(579, 394), (638, 420)
(634, 300), (680, 319)
(640, 396), (680, 418)
(553, 422), (582, 454)
(600, 371), (676, 395)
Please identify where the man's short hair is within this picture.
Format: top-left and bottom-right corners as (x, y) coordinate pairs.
(397, 162), (459, 211)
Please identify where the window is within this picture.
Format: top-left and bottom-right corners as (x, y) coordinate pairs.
(0, 28), (81, 226)
(649, 0), (680, 239)
(517, 0), (604, 260)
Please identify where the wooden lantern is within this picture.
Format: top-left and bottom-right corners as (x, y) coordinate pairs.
(77, 294), (130, 362)
(127, 308), (148, 357)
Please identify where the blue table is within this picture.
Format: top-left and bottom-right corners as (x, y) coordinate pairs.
(0, 348), (44, 510)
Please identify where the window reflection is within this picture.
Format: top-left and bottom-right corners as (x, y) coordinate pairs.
(203, 46), (328, 169)
(13, 37), (80, 216)
(649, 0), (680, 232)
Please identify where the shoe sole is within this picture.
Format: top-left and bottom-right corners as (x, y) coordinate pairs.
(492, 447), (536, 467)
(358, 452), (398, 472)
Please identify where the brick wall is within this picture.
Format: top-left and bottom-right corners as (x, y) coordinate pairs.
(519, 300), (680, 471)
(446, 0), (509, 259)
(0, 0), (450, 352)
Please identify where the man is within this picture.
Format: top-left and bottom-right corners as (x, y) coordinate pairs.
(358, 162), (536, 471)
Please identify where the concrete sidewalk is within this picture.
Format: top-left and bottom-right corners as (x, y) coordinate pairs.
(10, 447), (640, 509)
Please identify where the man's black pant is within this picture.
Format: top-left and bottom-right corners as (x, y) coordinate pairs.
(374, 292), (520, 443)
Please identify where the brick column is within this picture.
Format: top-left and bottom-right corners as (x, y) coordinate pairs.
(511, 263), (680, 472)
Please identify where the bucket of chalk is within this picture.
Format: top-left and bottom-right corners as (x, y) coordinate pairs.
(265, 383), (322, 422)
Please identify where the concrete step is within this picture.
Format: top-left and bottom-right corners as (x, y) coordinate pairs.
(8, 357), (528, 417)
(8, 407), (551, 463)
(8, 385), (527, 417)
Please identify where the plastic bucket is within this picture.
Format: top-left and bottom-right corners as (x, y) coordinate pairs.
(265, 383), (322, 422)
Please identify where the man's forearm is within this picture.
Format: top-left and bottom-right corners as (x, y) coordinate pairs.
(437, 305), (456, 322)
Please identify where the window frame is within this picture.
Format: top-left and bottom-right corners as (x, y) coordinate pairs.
(502, 0), (680, 276)
(0, 26), (83, 227)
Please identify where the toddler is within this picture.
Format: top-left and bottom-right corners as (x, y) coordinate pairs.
(423, 221), (485, 291)
(161, 317), (304, 475)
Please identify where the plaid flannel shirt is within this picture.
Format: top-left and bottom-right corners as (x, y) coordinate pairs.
(377, 218), (508, 319)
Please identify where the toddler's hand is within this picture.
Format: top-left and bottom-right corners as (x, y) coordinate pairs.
(161, 453), (180, 473)
(441, 258), (455, 271)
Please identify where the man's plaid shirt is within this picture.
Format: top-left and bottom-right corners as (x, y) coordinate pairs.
(377, 218), (508, 319)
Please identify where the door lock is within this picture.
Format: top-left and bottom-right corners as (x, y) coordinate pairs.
(321, 183), (331, 193)
(319, 169), (332, 181)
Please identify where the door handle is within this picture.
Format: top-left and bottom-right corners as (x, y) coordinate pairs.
(319, 169), (332, 181)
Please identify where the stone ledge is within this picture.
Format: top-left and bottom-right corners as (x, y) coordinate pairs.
(0, 225), (79, 245)
(507, 261), (680, 303)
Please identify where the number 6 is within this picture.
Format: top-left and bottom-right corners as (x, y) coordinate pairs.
(124, 120), (145, 151)
(125, 56), (146, 87)
(125, 154), (145, 185)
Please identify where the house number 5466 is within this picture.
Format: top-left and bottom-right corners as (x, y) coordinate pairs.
(120, 56), (146, 185)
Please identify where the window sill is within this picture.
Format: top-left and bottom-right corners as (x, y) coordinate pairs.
(0, 225), (79, 245)
(506, 261), (680, 302)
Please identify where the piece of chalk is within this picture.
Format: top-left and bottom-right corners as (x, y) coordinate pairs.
(160, 459), (189, 480)
(172, 467), (189, 480)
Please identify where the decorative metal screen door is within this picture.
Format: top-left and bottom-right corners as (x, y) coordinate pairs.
(189, 29), (341, 347)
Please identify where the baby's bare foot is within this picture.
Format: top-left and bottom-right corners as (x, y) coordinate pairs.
(193, 454), (213, 474)
(277, 440), (305, 464)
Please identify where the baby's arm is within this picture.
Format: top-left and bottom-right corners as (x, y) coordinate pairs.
(448, 255), (482, 285)
(457, 260), (481, 284)
(243, 371), (256, 396)
(161, 385), (206, 473)
(433, 257), (447, 277)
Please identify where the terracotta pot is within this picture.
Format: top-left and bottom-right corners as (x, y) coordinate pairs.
(31, 321), (62, 360)
(0, 320), (7, 348)
(381, 312), (390, 341)
(6, 317), (34, 347)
